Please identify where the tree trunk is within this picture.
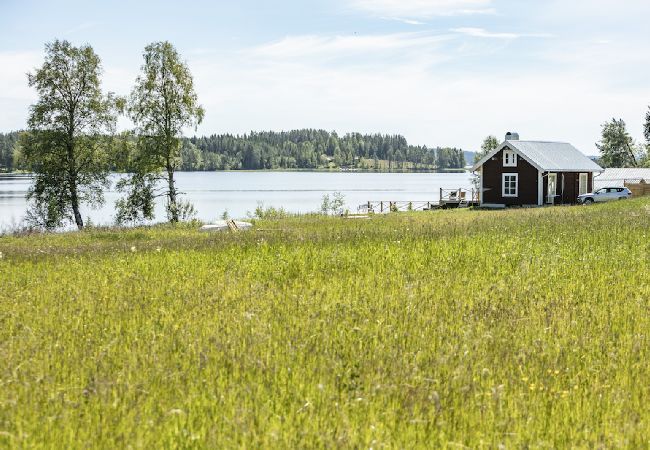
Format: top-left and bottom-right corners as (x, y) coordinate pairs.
(67, 138), (84, 230)
(167, 162), (178, 223)
(625, 142), (638, 167)
(70, 181), (84, 230)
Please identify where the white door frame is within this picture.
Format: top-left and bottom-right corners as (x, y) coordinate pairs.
(579, 173), (588, 196)
(547, 173), (557, 204)
(478, 166), (483, 206)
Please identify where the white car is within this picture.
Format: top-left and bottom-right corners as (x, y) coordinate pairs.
(578, 187), (632, 204)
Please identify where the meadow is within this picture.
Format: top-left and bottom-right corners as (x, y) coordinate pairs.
(1, 198), (649, 448)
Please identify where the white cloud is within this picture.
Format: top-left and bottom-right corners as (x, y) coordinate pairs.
(0, 51), (42, 100)
(452, 27), (519, 39)
(0, 51), (42, 129)
(387, 17), (426, 25)
(348, 0), (495, 18)
(63, 21), (97, 36)
(249, 32), (452, 61)
(451, 27), (553, 40)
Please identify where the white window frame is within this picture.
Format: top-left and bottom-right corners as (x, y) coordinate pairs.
(503, 150), (518, 167)
(579, 173), (588, 196)
(502, 173), (519, 197)
(548, 173), (557, 196)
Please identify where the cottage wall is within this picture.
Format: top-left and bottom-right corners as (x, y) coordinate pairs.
(482, 147), (539, 205)
(542, 172), (593, 204)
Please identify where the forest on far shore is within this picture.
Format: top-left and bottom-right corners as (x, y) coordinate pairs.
(0, 129), (466, 173)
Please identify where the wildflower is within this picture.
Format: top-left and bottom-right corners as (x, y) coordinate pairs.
(130, 246), (136, 253)
(0, 252), (3, 259)
(156, 247), (162, 253)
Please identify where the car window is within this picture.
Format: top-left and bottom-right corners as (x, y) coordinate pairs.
(596, 189), (605, 194)
(617, 188), (624, 192)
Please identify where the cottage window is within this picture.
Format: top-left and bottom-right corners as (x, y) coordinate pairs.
(502, 173), (518, 197)
(503, 150), (517, 167)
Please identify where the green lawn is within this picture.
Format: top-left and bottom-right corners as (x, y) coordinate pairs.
(1, 199), (649, 448)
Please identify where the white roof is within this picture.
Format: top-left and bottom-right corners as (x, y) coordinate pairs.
(473, 140), (603, 173)
(594, 168), (650, 188)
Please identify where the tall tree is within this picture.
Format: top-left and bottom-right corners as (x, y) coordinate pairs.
(643, 107), (650, 167)
(127, 41), (204, 223)
(22, 40), (119, 230)
(475, 135), (499, 164)
(596, 119), (638, 168)
(472, 135), (499, 190)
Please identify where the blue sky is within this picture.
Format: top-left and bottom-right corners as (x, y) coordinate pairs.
(1, 0), (649, 152)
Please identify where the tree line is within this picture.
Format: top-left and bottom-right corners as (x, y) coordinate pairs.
(182, 131), (465, 171)
(1, 129), (466, 173)
(0, 132), (19, 172)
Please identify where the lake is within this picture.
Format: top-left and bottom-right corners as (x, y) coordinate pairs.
(0, 171), (473, 229)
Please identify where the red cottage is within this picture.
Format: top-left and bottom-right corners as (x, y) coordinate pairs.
(473, 133), (604, 207)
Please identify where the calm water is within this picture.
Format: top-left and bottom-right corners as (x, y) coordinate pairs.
(0, 172), (473, 229)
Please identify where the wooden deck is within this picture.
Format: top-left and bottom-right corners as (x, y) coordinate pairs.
(358, 188), (479, 213)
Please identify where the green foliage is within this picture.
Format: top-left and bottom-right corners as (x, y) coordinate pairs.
(186, 130), (467, 171)
(320, 192), (346, 216)
(643, 107), (650, 167)
(249, 203), (292, 220)
(0, 132), (20, 172)
(114, 173), (157, 226)
(475, 135), (499, 164)
(0, 199), (649, 447)
(127, 41), (204, 223)
(180, 140), (203, 171)
(166, 198), (197, 223)
(596, 119), (639, 168)
(21, 40), (119, 230)
(472, 135), (499, 189)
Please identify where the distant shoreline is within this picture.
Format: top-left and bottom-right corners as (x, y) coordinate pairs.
(1, 168), (469, 176)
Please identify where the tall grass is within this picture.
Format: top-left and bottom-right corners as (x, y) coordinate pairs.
(1, 199), (649, 448)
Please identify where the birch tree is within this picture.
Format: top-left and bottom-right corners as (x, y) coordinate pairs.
(597, 119), (638, 168)
(124, 41), (204, 223)
(22, 40), (120, 230)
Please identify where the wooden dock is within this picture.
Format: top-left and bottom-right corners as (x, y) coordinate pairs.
(358, 188), (479, 214)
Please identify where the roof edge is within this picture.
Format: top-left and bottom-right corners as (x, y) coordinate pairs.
(472, 141), (543, 172)
(472, 140), (604, 172)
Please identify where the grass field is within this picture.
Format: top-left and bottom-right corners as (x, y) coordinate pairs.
(1, 199), (649, 448)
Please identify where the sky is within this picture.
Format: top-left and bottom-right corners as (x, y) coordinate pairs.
(1, 0), (649, 153)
